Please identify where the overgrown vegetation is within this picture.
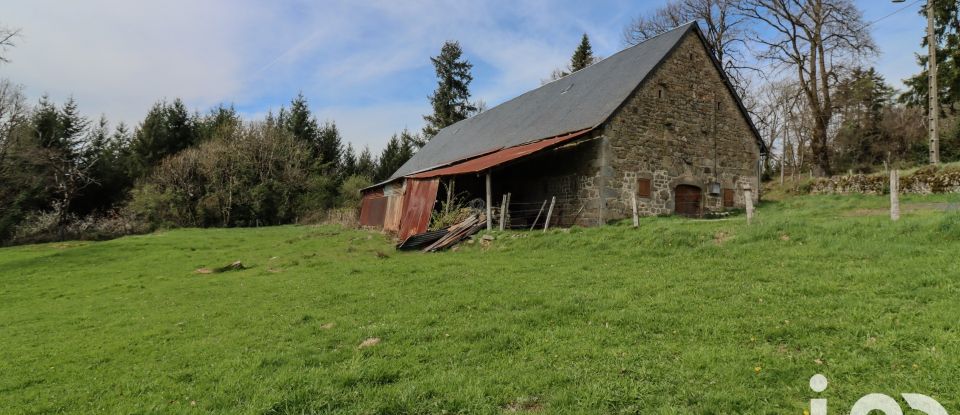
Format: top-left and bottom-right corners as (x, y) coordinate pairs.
(1, 194), (958, 413)
(0, 89), (417, 245)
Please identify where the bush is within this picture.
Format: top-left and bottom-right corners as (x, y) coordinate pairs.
(338, 175), (372, 208)
(130, 122), (331, 227)
(8, 206), (150, 245)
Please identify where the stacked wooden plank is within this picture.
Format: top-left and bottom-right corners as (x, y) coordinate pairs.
(422, 214), (485, 252)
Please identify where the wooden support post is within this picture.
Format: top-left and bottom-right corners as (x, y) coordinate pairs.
(890, 169), (900, 221)
(499, 194), (507, 231)
(543, 196), (556, 232)
(505, 193), (511, 229)
(530, 200), (547, 231)
(631, 194), (639, 228)
(485, 172), (492, 230)
(743, 184), (754, 225)
(445, 177), (455, 216)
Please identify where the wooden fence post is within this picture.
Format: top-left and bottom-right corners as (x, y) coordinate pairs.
(445, 177), (455, 216)
(890, 169), (900, 221)
(543, 196), (556, 232)
(499, 194), (508, 231)
(530, 200), (547, 231)
(631, 194), (639, 228)
(743, 184), (754, 225)
(485, 173), (492, 230)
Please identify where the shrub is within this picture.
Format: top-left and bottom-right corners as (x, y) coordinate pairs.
(131, 121), (331, 227)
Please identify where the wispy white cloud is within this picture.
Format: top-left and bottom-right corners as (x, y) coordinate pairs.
(0, 0), (931, 153)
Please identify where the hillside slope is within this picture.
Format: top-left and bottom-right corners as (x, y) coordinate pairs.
(1, 194), (959, 414)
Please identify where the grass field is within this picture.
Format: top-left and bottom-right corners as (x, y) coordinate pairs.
(2, 193), (960, 414)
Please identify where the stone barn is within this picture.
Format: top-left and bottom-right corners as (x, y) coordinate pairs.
(360, 22), (766, 239)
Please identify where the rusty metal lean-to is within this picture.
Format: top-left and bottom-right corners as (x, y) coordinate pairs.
(406, 129), (591, 179)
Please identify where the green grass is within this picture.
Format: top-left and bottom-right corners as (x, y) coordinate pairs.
(2, 194), (960, 414)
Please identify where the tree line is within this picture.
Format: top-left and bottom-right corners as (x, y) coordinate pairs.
(3, 1), (959, 242)
(0, 22), (489, 244)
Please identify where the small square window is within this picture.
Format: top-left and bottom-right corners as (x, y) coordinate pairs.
(637, 178), (651, 198)
(722, 188), (735, 207)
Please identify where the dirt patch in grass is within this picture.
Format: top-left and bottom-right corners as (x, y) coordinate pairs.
(503, 396), (543, 413)
(358, 337), (380, 348)
(713, 231), (732, 245)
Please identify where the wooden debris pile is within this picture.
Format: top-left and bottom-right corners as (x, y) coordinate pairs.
(422, 213), (485, 251)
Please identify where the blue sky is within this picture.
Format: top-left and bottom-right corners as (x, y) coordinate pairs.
(2, 0), (929, 152)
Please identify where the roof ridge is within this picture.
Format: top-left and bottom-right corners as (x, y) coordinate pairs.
(385, 21), (701, 182)
(458, 22), (698, 126)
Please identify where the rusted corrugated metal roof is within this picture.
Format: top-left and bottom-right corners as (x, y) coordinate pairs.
(407, 129), (591, 178)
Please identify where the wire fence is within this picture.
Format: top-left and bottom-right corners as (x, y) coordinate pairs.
(487, 196), (585, 230)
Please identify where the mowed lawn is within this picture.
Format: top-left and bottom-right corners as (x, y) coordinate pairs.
(1, 194), (959, 414)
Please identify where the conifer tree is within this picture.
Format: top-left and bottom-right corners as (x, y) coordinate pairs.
(375, 131), (414, 181)
(317, 121), (343, 171)
(281, 92), (318, 144)
(423, 41), (477, 139)
(341, 142), (357, 177)
(130, 98), (197, 176)
(356, 146), (377, 179)
(570, 33), (595, 72)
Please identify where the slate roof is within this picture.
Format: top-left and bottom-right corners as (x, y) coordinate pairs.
(387, 22), (762, 182)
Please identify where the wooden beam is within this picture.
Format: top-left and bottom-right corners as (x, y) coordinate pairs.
(890, 169), (900, 221)
(499, 194), (507, 231)
(485, 172), (492, 230)
(445, 177), (455, 216)
(543, 196), (556, 232)
(530, 200), (547, 231)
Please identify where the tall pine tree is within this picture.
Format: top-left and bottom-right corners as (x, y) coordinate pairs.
(375, 131), (414, 181)
(422, 41), (477, 139)
(317, 121), (343, 171)
(570, 33), (595, 72)
(544, 33), (599, 83)
(279, 93), (343, 172)
(280, 92), (318, 144)
(356, 146), (377, 179)
(130, 98), (197, 177)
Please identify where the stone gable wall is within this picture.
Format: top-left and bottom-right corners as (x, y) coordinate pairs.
(599, 31), (761, 219)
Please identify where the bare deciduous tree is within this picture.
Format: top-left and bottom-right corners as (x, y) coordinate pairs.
(0, 79), (28, 163)
(623, 0), (752, 93)
(755, 79), (804, 175)
(0, 26), (21, 64)
(739, 0), (876, 176)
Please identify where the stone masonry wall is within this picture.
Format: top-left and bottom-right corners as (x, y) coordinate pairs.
(600, 31), (761, 220)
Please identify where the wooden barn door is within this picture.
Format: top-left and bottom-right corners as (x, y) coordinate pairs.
(674, 185), (702, 217)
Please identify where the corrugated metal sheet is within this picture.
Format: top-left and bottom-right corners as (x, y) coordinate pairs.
(384, 194), (403, 232)
(359, 187), (385, 226)
(397, 178), (440, 240)
(396, 228), (449, 251)
(359, 191), (387, 227)
(383, 182), (404, 231)
(408, 129), (591, 178)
